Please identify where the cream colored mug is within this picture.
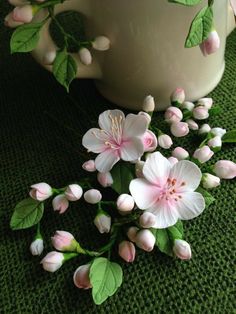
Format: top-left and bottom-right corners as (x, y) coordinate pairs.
(33, 0), (235, 110)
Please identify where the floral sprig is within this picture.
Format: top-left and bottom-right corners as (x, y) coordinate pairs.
(10, 88), (236, 305)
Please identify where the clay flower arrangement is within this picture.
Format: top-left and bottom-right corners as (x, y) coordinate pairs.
(5, 0), (236, 91)
(10, 88), (236, 305)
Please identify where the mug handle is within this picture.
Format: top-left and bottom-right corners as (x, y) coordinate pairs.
(32, 0), (103, 79)
(227, 1), (236, 36)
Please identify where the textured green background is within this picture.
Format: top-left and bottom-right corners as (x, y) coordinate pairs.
(0, 2), (236, 314)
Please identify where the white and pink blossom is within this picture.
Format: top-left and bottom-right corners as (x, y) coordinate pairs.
(82, 110), (148, 173)
(52, 195), (69, 214)
(158, 134), (173, 149)
(171, 88), (185, 105)
(213, 160), (236, 179)
(172, 147), (189, 160)
(118, 241), (136, 263)
(193, 146), (214, 163)
(29, 182), (52, 201)
(173, 239), (192, 260)
(165, 107), (183, 124)
(130, 152), (205, 229)
(142, 130), (158, 152)
(200, 30), (220, 57)
(65, 184), (83, 201)
(171, 122), (189, 137)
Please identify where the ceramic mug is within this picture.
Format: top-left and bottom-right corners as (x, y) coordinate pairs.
(33, 0), (235, 110)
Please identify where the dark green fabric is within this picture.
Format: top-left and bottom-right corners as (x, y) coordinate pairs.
(1, 3), (236, 314)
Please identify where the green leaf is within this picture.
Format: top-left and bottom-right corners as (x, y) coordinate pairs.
(222, 130), (236, 143)
(151, 221), (184, 256)
(10, 198), (44, 230)
(89, 257), (123, 305)
(52, 50), (77, 91)
(208, 105), (222, 116)
(111, 162), (135, 194)
(185, 6), (213, 48)
(196, 186), (215, 207)
(168, 0), (203, 6)
(10, 22), (42, 54)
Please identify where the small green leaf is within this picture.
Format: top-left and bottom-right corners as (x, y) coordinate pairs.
(10, 198), (44, 230)
(208, 106), (222, 116)
(222, 130), (236, 143)
(151, 221), (184, 256)
(196, 186), (215, 207)
(185, 6), (213, 48)
(52, 50), (77, 91)
(168, 0), (203, 6)
(10, 22), (42, 54)
(89, 257), (123, 305)
(111, 162), (135, 194)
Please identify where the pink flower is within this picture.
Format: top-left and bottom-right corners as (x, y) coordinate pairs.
(130, 152), (205, 229)
(65, 184), (83, 201)
(173, 240), (192, 260)
(29, 182), (52, 201)
(193, 146), (214, 163)
(171, 122), (189, 137)
(13, 5), (34, 23)
(97, 172), (113, 187)
(193, 106), (209, 120)
(82, 110), (148, 173)
(41, 251), (64, 272)
(142, 130), (158, 152)
(171, 88), (185, 105)
(135, 229), (156, 252)
(172, 147), (189, 160)
(51, 231), (75, 251)
(165, 107), (183, 124)
(73, 264), (92, 289)
(52, 195), (69, 214)
(213, 160), (236, 179)
(118, 241), (136, 263)
(82, 160), (96, 172)
(200, 30), (220, 56)
(158, 134), (173, 149)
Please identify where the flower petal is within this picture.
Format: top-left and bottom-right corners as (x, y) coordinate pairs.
(123, 113), (148, 138)
(130, 178), (160, 210)
(147, 200), (179, 229)
(98, 110), (125, 134)
(143, 152), (171, 186)
(82, 128), (109, 153)
(95, 150), (120, 173)
(120, 138), (144, 161)
(170, 160), (202, 192)
(175, 192), (205, 220)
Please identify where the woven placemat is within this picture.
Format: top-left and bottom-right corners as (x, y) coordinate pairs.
(0, 2), (235, 313)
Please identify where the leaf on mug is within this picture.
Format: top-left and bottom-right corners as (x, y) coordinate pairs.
(168, 0), (203, 6)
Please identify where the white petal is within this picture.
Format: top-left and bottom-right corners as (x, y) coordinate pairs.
(98, 110), (125, 134)
(148, 200), (179, 229)
(123, 114), (148, 138)
(143, 152), (171, 186)
(95, 150), (120, 173)
(120, 138), (144, 161)
(82, 128), (109, 153)
(129, 178), (160, 209)
(175, 192), (205, 220)
(170, 160), (202, 192)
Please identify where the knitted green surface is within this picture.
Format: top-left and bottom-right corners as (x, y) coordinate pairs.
(0, 3), (236, 314)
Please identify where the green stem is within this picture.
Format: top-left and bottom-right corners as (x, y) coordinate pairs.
(63, 252), (79, 262)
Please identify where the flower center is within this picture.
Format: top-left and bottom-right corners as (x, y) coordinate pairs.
(157, 178), (186, 202)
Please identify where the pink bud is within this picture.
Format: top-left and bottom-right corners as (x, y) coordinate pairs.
(171, 88), (185, 104)
(29, 182), (52, 201)
(213, 160), (236, 179)
(180, 101), (194, 111)
(193, 146), (214, 163)
(135, 160), (145, 178)
(135, 229), (156, 252)
(197, 98), (213, 110)
(202, 173), (220, 189)
(193, 106), (209, 120)
(118, 241), (136, 263)
(97, 172), (113, 187)
(117, 194), (135, 214)
(165, 106), (183, 124)
(73, 264), (92, 289)
(92, 36), (110, 51)
(208, 136), (222, 150)
(52, 195), (69, 214)
(138, 111), (151, 125)
(4, 12), (24, 28)
(127, 226), (139, 242)
(84, 189), (102, 204)
(79, 48), (92, 65)
(186, 119), (199, 131)
(51, 231), (75, 251)
(13, 5), (34, 23)
(41, 251), (64, 272)
(171, 122), (189, 137)
(82, 160), (96, 172)
(173, 239), (191, 260)
(210, 128), (226, 138)
(142, 130), (158, 152)
(168, 157), (179, 166)
(199, 124), (211, 135)
(200, 30), (220, 57)
(158, 134), (173, 149)
(142, 95), (155, 113)
(65, 184), (83, 201)
(139, 212), (156, 228)
(94, 213), (111, 233)
(172, 147), (189, 160)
